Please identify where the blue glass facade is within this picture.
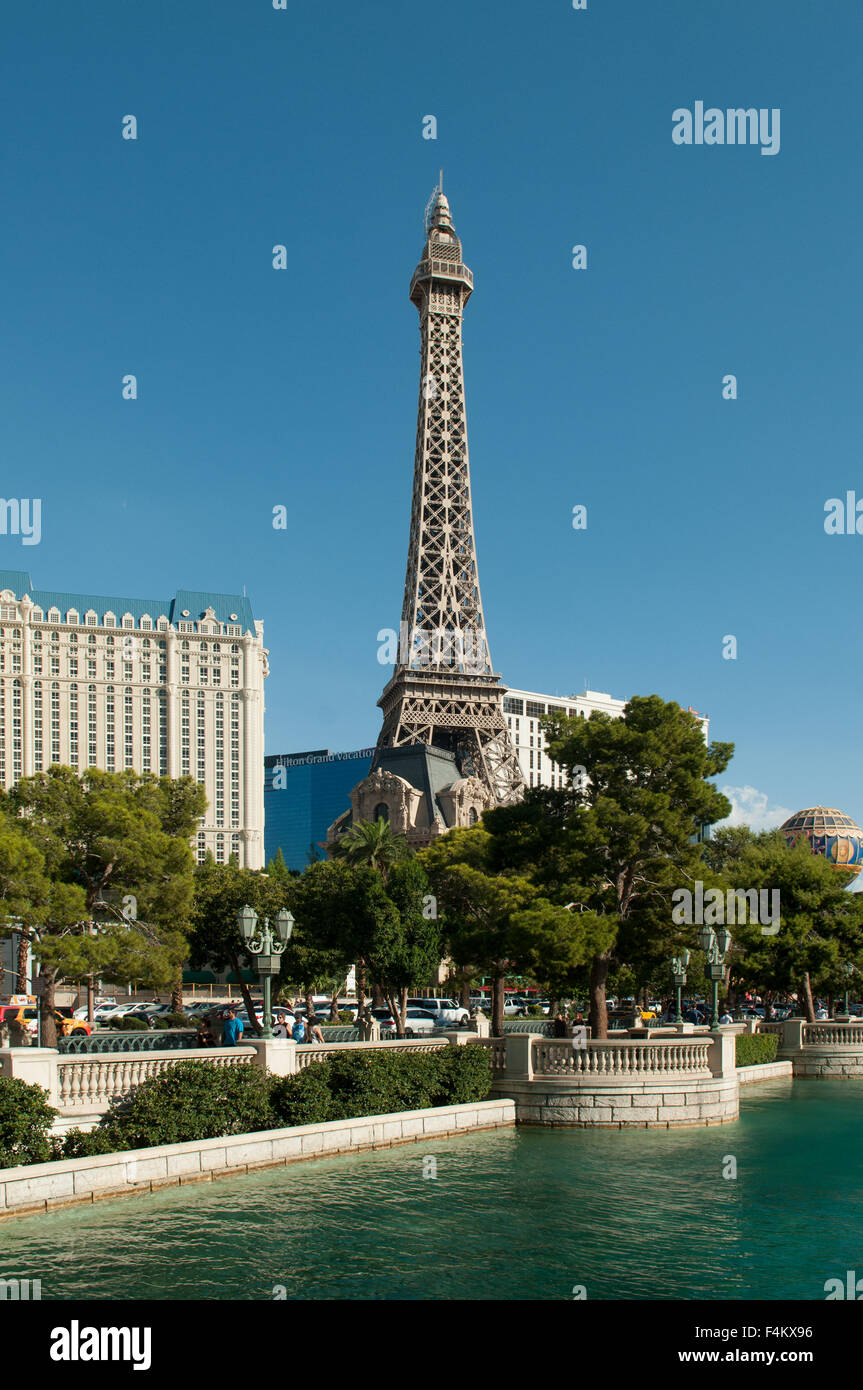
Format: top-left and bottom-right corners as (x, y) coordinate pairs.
(264, 748), (375, 870)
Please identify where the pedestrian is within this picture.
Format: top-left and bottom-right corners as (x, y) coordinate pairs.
(305, 1012), (325, 1044)
(222, 1008), (244, 1047)
(552, 1010), (568, 1038)
(291, 1014), (306, 1043)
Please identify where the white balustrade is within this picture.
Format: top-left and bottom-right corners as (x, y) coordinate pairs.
(530, 1037), (712, 1079)
(56, 1046), (256, 1109)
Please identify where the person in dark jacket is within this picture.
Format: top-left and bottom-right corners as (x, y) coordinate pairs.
(552, 1011), (568, 1038)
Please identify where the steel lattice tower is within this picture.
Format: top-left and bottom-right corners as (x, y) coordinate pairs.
(374, 183), (525, 808)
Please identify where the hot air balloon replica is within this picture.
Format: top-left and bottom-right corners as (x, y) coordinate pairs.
(779, 807), (863, 883)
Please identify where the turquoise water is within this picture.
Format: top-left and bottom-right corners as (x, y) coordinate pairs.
(3, 1078), (862, 1300)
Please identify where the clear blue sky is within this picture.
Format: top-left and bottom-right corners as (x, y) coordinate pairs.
(2, 0), (860, 837)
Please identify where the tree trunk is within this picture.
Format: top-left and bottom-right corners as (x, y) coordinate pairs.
(801, 972), (816, 1023)
(357, 960), (367, 1013)
(460, 980), (471, 1011)
(385, 987), (409, 1038)
(16, 930), (31, 994)
(304, 987), (314, 1018)
(229, 951), (262, 1036)
(329, 979), (345, 1022)
(589, 954), (610, 1040)
(170, 971), (183, 1015)
(492, 973), (505, 1038)
(39, 969), (58, 1049)
(372, 979), (384, 1009)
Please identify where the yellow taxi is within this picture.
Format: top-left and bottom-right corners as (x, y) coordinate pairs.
(11, 1006), (92, 1038)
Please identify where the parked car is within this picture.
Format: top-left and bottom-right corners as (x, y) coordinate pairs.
(372, 1006), (438, 1037)
(407, 997), (469, 1025)
(13, 1006), (92, 1038)
(502, 998), (526, 1018)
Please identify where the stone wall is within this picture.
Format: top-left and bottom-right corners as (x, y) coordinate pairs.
(492, 1030), (740, 1127)
(0, 1099), (516, 1220)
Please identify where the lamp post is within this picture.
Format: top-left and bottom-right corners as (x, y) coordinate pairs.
(670, 949), (690, 1025)
(699, 925), (733, 1029)
(237, 905), (294, 1040)
(840, 962), (854, 1017)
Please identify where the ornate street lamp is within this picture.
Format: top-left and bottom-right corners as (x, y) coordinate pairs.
(670, 949), (690, 1025)
(840, 962), (854, 1017)
(237, 905), (294, 1040)
(699, 924), (733, 1029)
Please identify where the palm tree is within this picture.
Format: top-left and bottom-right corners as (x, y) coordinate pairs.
(330, 817), (409, 886)
(330, 818), (411, 1010)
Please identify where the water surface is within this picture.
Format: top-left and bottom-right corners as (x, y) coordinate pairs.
(3, 1079), (859, 1300)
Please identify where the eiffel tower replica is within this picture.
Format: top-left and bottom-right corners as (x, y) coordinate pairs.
(328, 179), (525, 850)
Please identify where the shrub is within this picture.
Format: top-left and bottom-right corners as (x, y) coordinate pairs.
(54, 1126), (125, 1159)
(269, 1044), (492, 1128)
(100, 1060), (275, 1148)
(735, 1033), (779, 1067)
(430, 1041), (493, 1105)
(0, 1076), (56, 1168)
(153, 1013), (195, 1029)
(338, 1011), (356, 1024)
(110, 1016), (149, 1032)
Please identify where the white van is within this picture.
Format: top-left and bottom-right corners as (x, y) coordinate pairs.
(407, 996), (469, 1025)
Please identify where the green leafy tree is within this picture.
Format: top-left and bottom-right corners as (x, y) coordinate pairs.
(705, 827), (863, 1020)
(484, 696), (733, 1037)
(7, 768), (203, 1043)
(367, 858), (442, 1036)
(329, 816), (412, 1005)
(420, 826), (540, 1036)
(188, 858), (294, 1033)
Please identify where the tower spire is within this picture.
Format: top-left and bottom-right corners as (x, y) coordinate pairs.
(372, 188), (524, 808)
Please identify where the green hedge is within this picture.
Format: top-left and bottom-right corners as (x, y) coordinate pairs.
(735, 1033), (779, 1067)
(0, 1077), (55, 1167)
(1, 1045), (494, 1167)
(269, 1043), (492, 1127)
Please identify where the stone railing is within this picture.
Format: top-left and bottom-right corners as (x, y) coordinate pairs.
(753, 1018), (863, 1077)
(56, 1047), (257, 1111)
(0, 1032), (483, 1133)
(802, 1023), (863, 1047)
(493, 1032), (733, 1084)
(533, 1038), (713, 1077)
(294, 1038), (448, 1070)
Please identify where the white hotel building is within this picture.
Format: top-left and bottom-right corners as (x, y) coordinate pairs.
(0, 570), (267, 868)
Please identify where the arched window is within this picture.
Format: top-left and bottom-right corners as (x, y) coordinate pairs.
(374, 802), (390, 823)
(468, 807), (479, 825)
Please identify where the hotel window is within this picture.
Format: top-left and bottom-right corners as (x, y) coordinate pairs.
(104, 614), (116, 628)
(124, 689), (134, 767)
(158, 694), (167, 774)
(33, 683), (43, 765)
(526, 702), (545, 719)
(122, 616), (134, 629)
(86, 613), (97, 626)
(66, 609), (79, 625)
(51, 684), (60, 762)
